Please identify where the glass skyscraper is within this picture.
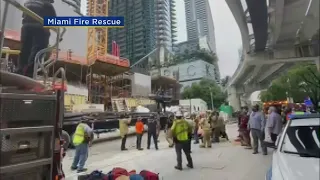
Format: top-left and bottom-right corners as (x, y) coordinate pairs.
(155, 0), (177, 51)
(108, 0), (177, 65)
(184, 0), (216, 52)
(108, 0), (156, 65)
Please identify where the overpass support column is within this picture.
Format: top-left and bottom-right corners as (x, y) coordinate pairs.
(227, 86), (241, 111)
(316, 58), (320, 72)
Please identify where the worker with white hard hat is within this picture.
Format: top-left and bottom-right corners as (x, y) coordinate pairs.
(171, 111), (193, 170)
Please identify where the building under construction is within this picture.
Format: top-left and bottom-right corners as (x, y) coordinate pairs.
(1, 0), (181, 112)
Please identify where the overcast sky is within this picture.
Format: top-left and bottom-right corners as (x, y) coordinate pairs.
(175, 0), (242, 78)
(81, 0), (242, 77)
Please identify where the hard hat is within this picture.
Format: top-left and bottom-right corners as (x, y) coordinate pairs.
(175, 111), (183, 117)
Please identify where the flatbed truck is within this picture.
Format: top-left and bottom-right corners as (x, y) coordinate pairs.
(61, 111), (172, 149)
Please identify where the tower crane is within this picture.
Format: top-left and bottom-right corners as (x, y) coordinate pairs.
(86, 0), (108, 64)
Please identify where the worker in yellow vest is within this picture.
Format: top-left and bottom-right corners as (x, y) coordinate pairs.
(171, 111), (193, 170)
(71, 118), (93, 173)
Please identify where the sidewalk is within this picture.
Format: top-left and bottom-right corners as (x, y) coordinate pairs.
(63, 124), (272, 180)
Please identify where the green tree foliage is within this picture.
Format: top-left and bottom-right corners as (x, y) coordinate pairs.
(171, 49), (218, 65)
(182, 79), (227, 109)
(259, 63), (320, 107)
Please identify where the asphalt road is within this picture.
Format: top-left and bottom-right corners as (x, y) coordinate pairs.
(63, 124), (272, 180)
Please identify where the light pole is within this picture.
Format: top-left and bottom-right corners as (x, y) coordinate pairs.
(209, 87), (214, 110)
(189, 97), (192, 114)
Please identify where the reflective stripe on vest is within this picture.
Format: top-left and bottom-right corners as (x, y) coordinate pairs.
(73, 123), (86, 145)
(173, 120), (189, 141)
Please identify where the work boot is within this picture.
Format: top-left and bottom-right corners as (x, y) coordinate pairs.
(77, 168), (88, 173)
(174, 166), (182, 171)
(186, 164), (193, 169)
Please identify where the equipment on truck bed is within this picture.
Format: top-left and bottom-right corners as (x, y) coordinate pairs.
(0, 70), (66, 180)
(1, 0), (67, 179)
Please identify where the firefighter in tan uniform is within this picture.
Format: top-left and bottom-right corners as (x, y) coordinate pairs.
(119, 113), (131, 151)
(199, 115), (212, 148)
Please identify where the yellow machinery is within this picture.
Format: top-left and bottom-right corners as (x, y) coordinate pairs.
(0, 48), (20, 71)
(86, 0), (108, 64)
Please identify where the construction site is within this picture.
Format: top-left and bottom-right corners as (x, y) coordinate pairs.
(1, 0), (181, 113)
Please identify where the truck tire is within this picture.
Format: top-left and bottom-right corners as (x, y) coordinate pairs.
(62, 130), (71, 149)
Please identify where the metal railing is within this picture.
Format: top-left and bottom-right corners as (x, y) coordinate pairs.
(0, 0), (66, 85)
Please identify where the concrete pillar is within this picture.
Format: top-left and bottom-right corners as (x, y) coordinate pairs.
(316, 58), (320, 72)
(227, 85), (241, 111)
(240, 96), (249, 107)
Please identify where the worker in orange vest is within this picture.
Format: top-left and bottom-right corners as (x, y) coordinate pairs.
(135, 117), (144, 150)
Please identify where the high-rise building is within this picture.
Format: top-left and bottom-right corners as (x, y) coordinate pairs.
(108, 0), (178, 65)
(155, 0), (178, 51)
(184, 0), (216, 52)
(108, 0), (156, 65)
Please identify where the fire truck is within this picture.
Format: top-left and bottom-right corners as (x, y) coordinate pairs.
(263, 100), (306, 114)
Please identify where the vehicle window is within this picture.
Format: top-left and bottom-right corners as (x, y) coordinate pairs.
(281, 125), (320, 158)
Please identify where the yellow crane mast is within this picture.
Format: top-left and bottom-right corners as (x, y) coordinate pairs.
(86, 0), (108, 64)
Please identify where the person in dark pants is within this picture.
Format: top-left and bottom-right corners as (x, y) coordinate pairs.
(147, 113), (159, 150)
(186, 118), (193, 153)
(266, 106), (283, 144)
(193, 115), (200, 144)
(187, 131), (192, 153)
(17, 0), (56, 78)
(119, 113), (131, 151)
(165, 115), (174, 147)
(171, 111), (193, 170)
(135, 117), (144, 150)
(155, 113), (161, 143)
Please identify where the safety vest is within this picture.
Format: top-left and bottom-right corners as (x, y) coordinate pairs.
(73, 123), (86, 146)
(172, 119), (189, 141)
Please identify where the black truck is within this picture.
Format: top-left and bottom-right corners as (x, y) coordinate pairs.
(62, 111), (173, 148)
